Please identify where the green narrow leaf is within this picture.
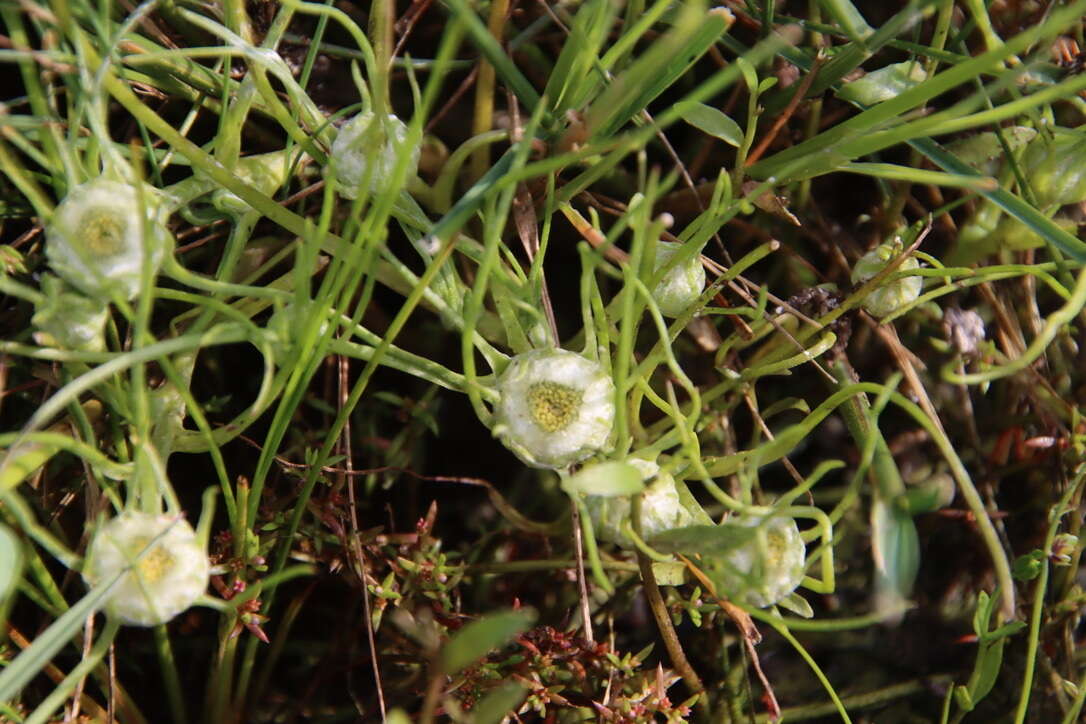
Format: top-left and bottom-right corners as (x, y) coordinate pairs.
(954, 684), (975, 713)
(871, 499), (920, 608)
(471, 682), (528, 724)
(807, 0), (929, 99)
(544, 0), (617, 115)
(735, 56), (758, 94)
(441, 608), (535, 676)
(777, 591), (814, 618)
(946, 127), (1036, 168)
(749, 0), (1086, 182)
(585, 1), (732, 139)
(442, 0), (542, 114)
(0, 523), (21, 604)
(649, 523), (757, 556)
(0, 563), (123, 702)
(913, 137), (1086, 261)
(837, 61), (927, 105)
(679, 102), (743, 147)
(562, 461), (644, 497)
(972, 590), (993, 638)
(821, 0), (875, 41)
(969, 633), (1008, 705)
(651, 561), (688, 586)
(959, 591), (1025, 713)
(895, 473), (955, 514)
(840, 162), (997, 190)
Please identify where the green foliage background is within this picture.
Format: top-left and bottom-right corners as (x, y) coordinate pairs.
(1, 0), (1086, 722)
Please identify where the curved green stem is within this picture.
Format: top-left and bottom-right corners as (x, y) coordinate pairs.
(944, 259), (1086, 384)
(1013, 470), (1086, 723)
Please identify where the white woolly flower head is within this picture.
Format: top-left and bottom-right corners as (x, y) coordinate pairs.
(651, 241), (706, 317)
(329, 112), (419, 199)
(587, 459), (699, 546)
(851, 241), (922, 318)
(493, 349), (615, 469)
(46, 177), (172, 301)
(83, 511), (209, 627)
(712, 514), (806, 608)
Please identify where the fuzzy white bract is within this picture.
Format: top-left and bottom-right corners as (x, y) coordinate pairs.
(714, 515), (806, 608)
(651, 241), (706, 317)
(851, 242), (922, 318)
(83, 512), (210, 627)
(587, 459), (699, 546)
(46, 177), (172, 301)
(329, 112), (419, 199)
(493, 349), (615, 469)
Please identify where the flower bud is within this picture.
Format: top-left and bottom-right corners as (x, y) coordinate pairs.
(586, 459), (700, 546)
(492, 349), (615, 469)
(46, 177), (172, 301)
(710, 515), (806, 608)
(328, 112), (419, 199)
(851, 242), (922, 318)
(651, 241), (706, 317)
(83, 511), (209, 626)
(1022, 130), (1086, 207)
(1049, 533), (1078, 566)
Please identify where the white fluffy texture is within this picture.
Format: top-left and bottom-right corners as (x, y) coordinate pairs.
(46, 177), (172, 301)
(651, 241), (706, 317)
(850, 243), (922, 318)
(329, 112), (419, 199)
(493, 349), (615, 469)
(587, 460), (698, 546)
(83, 512), (209, 627)
(714, 515), (806, 608)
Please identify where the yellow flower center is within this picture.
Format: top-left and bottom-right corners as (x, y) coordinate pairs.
(764, 529), (786, 568)
(129, 536), (175, 585)
(83, 208), (128, 256)
(527, 381), (582, 433)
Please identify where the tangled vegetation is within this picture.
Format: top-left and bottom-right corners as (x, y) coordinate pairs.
(2, 0), (1086, 722)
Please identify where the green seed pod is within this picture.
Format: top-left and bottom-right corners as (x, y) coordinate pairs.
(329, 112), (419, 199)
(837, 61), (927, 105)
(947, 126), (1036, 175)
(710, 514), (806, 608)
(586, 459), (700, 547)
(1021, 130), (1086, 207)
(851, 242), (922, 318)
(266, 301), (332, 361)
(46, 177), (173, 301)
(32, 275), (108, 351)
(492, 349), (615, 469)
(651, 241), (706, 318)
(210, 151), (293, 215)
(83, 511), (209, 626)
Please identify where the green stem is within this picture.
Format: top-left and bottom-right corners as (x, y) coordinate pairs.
(23, 618), (121, 724)
(1013, 471), (1086, 723)
(636, 549), (707, 708)
(154, 623), (187, 724)
(754, 613), (853, 723)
